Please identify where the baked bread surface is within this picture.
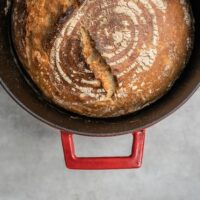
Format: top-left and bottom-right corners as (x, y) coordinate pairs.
(12, 0), (194, 117)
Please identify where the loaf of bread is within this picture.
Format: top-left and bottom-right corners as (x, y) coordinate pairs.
(12, 0), (194, 117)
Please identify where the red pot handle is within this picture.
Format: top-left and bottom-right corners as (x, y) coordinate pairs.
(61, 130), (146, 170)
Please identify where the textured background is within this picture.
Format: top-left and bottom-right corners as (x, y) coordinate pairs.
(0, 85), (200, 200)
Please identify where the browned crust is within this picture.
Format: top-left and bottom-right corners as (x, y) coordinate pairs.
(12, 0), (194, 118)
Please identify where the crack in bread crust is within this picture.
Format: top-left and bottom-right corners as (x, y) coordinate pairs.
(80, 27), (117, 98)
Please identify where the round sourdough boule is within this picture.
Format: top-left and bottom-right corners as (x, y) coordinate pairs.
(12, 0), (194, 118)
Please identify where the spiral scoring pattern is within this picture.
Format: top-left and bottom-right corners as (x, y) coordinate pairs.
(50, 0), (170, 100)
(12, 0), (193, 117)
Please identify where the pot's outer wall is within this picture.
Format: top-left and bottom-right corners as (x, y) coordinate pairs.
(0, 0), (200, 136)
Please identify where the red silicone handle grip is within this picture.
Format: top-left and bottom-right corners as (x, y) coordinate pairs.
(61, 130), (145, 170)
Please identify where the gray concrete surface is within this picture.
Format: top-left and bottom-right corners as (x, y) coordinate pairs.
(0, 85), (200, 200)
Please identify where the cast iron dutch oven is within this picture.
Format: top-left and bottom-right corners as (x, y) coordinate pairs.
(0, 0), (200, 170)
